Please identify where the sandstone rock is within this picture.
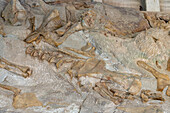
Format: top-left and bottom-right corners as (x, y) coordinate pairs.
(65, 3), (150, 35)
(43, 0), (75, 4)
(24, 0), (52, 15)
(88, 28), (170, 74)
(118, 105), (164, 113)
(43, 0), (91, 4)
(103, 4), (150, 35)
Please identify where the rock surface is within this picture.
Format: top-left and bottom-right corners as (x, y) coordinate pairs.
(0, 0), (170, 113)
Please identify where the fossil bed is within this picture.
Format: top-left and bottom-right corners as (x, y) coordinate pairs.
(0, 0), (170, 113)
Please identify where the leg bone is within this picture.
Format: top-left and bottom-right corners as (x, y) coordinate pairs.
(0, 57), (32, 78)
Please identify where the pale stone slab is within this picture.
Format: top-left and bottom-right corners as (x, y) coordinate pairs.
(146, 0), (160, 11)
(93, 0), (102, 2)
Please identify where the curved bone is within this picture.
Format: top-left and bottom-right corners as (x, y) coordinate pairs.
(137, 60), (170, 92)
(0, 83), (21, 96)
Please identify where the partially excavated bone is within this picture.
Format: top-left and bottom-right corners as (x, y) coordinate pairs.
(137, 61), (170, 96)
(167, 58), (170, 71)
(0, 19), (6, 36)
(140, 90), (165, 103)
(55, 21), (72, 36)
(94, 82), (135, 105)
(24, 9), (63, 47)
(0, 25), (6, 36)
(0, 83), (21, 96)
(2, 0), (27, 25)
(143, 12), (170, 29)
(0, 57), (32, 78)
(0, 83), (42, 109)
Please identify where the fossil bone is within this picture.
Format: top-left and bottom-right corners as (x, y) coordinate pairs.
(0, 57), (32, 78)
(140, 89), (165, 103)
(0, 21), (6, 36)
(94, 82), (135, 105)
(0, 83), (42, 109)
(0, 83), (21, 96)
(137, 61), (170, 94)
(24, 9), (62, 46)
(2, 0), (27, 25)
(55, 21), (72, 37)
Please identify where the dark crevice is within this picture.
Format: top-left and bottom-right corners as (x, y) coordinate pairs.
(152, 36), (158, 43)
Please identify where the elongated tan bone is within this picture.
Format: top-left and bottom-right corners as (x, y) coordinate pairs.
(167, 58), (170, 71)
(137, 61), (170, 92)
(0, 83), (21, 96)
(0, 25), (6, 36)
(0, 57), (32, 78)
(65, 46), (95, 58)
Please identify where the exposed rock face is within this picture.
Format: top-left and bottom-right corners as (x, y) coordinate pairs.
(89, 28), (170, 74)
(66, 2), (150, 36)
(2, 0), (27, 25)
(0, 0), (170, 113)
(103, 4), (150, 35)
(118, 105), (164, 113)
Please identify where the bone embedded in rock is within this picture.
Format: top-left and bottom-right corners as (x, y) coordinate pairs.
(12, 93), (43, 109)
(94, 82), (123, 105)
(140, 89), (165, 103)
(2, 0), (27, 25)
(55, 21), (72, 36)
(166, 58), (170, 71)
(0, 83), (21, 96)
(40, 9), (62, 30)
(128, 79), (142, 95)
(137, 60), (170, 92)
(0, 24), (6, 36)
(0, 57), (32, 78)
(166, 86), (170, 96)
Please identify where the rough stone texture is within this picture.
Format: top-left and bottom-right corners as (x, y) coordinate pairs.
(2, 0), (27, 25)
(103, 4), (150, 35)
(0, 0), (170, 113)
(89, 28), (170, 75)
(65, 2), (150, 35)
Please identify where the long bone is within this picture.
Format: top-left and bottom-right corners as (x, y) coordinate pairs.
(0, 83), (21, 96)
(137, 60), (170, 95)
(0, 57), (32, 78)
